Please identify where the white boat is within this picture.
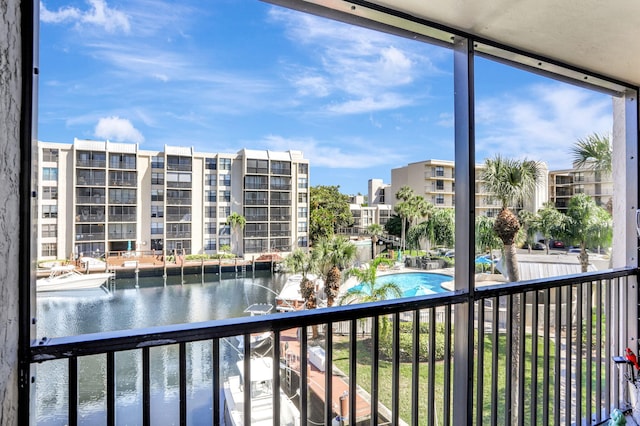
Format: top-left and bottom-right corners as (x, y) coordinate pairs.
(37, 265), (113, 294)
(223, 357), (300, 426)
(275, 274), (325, 312)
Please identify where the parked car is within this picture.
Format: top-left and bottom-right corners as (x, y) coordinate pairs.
(522, 242), (545, 250)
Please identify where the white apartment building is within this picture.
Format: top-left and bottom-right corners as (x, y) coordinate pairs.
(389, 159), (549, 217)
(37, 139), (309, 261)
(549, 166), (612, 213)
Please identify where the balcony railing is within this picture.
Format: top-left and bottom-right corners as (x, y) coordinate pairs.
(28, 268), (635, 425)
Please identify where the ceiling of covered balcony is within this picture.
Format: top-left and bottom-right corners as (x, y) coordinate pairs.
(365, 0), (640, 88)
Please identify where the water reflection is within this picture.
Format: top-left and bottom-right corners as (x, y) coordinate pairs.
(35, 271), (289, 425)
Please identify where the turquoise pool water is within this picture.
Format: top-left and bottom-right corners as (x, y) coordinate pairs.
(348, 272), (451, 297)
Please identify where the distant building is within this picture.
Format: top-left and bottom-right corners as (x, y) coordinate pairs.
(549, 165), (612, 212)
(37, 139), (309, 261)
(390, 159), (549, 217)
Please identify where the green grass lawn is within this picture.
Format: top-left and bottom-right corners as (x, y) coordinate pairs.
(331, 331), (604, 425)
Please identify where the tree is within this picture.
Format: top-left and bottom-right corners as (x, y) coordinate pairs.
(534, 202), (565, 255)
(226, 212), (246, 256)
(570, 133), (612, 174)
(475, 215), (501, 273)
(395, 186), (415, 252)
(481, 155), (543, 425)
(562, 193), (613, 272)
(407, 208), (454, 252)
(482, 155), (544, 282)
(341, 257), (402, 305)
(284, 248), (321, 337)
(309, 185), (353, 244)
(366, 224), (385, 259)
(316, 236), (357, 307)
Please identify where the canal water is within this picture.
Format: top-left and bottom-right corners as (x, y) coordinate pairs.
(34, 271), (291, 426)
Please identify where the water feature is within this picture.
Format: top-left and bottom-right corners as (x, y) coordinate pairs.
(34, 271), (290, 425)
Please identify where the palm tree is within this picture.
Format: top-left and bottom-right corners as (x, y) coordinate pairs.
(317, 236), (357, 307)
(481, 155), (543, 425)
(570, 133), (612, 174)
(340, 257), (402, 305)
(284, 248), (321, 337)
(226, 212), (246, 256)
(395, 186), (414, 253)
(562, 193), (613, 272)
(482, 155), (544, 282)
(366, 223), (384, 260)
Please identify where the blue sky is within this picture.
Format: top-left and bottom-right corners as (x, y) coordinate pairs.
(38, 0), (613, 195)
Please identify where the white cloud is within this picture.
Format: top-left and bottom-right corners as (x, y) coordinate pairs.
(270, 7), (442, 115)
(94, 116), (144, 143)
(261, 134), (406, 169)
(475, 83), (612, 169)
(40, 0), (130, 33)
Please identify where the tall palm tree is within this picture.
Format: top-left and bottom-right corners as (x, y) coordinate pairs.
(482, 155), (544, 282)
(481, 155), (543, 426)
(226, 212), (246, 256)
(366, 223), (384, 259)
(562, 193), (612, 272)
(317, 236), (357, 307)
(395, 186), (414, 253)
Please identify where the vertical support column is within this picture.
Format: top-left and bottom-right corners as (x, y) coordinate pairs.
(612, 92), (639, 364)
(452, 35), (475, 426)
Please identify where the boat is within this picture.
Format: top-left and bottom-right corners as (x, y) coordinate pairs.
(37, 265), (113, 294)
(223, 356), (300, 426)
(275, 274), (325, 312)
(235, 304), (273, 354)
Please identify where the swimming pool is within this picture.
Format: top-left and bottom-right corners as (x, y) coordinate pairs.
(348, 272), (451, 297)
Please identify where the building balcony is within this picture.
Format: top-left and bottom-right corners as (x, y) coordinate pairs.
(28, 268), (634, 425)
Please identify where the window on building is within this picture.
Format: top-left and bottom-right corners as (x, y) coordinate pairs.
(151, 172), (164, 185)
(205, 158), (217, 170)
(42, 205), (58, 219)
(205, 239), (217, 250)
(205, 222), (217, 234)
(42, 186), (58, 200)
(41, 224), (57, 238)
(41, 243), (57, 257)
(219, 158), (231, 170)
(219, 206), (230, 218)
(109, 153), (136, 169)
(151, 205), (163, 218)
(151, 189), (164, 202)
(42, 167), (58, 181)
(247, 159), (268, 174)
(43, 148), (59, 162)
(205, 190), (217, 202)
(151, 156), (164, 169)
(166, 155), (192, 171)
(151, 222), (164, 235)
